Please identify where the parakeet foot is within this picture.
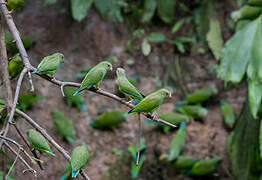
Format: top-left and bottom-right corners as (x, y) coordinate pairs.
(152, 113), (158, 121)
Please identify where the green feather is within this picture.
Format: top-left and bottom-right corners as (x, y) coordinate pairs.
(17, 93), (39, 111)
(184, 87), (217, 104)
(60, 162), (72, 180)
(173, 156), (198, 173)
(220, 101), (235, 129)
(73, 61), (112, 96)
(7, 0), (24, 10)
(128, 88), (171, 114)
(63, 86), (86, 110)
(116, 68), (143, 101)
(52, 109), (76, 144)
(27, 129), (55, 156)
(33, 53), (64, 75)
(8, 54), (24, 79)
(190, 156), (221, 176)
(71, 145), (89, 178)
(90, 111), (126, 130)
(160, 122), (186, 162)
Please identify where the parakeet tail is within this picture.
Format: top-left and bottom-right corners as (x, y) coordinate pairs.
(73, 90), (80, 96)
(48, 150), (56, 156)
(89, 122), (95, 127)
(60, 174), (67, 180)
(177, 100), (186, 105)
(180, 122), (186, 130)
(0, 102), (5, 105)
(71, 169), (80, 178)
(79, 105), (86, 111)
(32, 69), (39, 74)
(131, 170), (139, 179)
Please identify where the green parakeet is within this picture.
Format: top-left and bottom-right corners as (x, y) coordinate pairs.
(249, 0), (262, 6)
(27, 129), (55, 156)
(116, 68), (144, 103)
(177, 105), (208, 120)
(73, 61), (113, 96)
(220, 101), (235, 129)
(128, 88), (172, 114)
(190, 156), (221, 176)
(17, 92), (39, 111)
(52, 109), (76, 144)
(60, 162), (72, 180)
(231, 5), (262, 21)
(7, 0), (25, 10)
(90, 111), (126, 130)
(0, 99), (5, 106)
(181, 87), (217, 105)
(173, 156), (198, 173)
(63, 86), (86, 110)
(0, 99), (7, 125)
(8, 54), (23, 79)
(70, 145), (89, 178)
(128, 138), (146, 179)
(158, 112), (189, 133)
(160, 122), (186, 162)
(32, 53), (64, 75)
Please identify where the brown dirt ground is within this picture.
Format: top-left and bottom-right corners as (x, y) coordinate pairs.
(0, 0), (246, 180)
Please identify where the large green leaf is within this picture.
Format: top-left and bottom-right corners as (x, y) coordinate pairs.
(206, 17), (224, 60)
(217, 16), (260, 83)
(141, 0), (157, 23)
(218, 15), (262, 117)
(71, 0), (93, 22)
(157, 0), (175, 24)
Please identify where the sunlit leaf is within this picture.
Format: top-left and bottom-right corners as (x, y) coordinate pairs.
(206, 17), (224, 60)
(141, 38), (151, 56)
(71, 0), (93, 22)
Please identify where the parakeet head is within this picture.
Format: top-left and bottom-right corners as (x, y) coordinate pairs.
(56, 53), (64, 62)
(158, 88), (172, 98)
(116, 68), (126, 77)
(98, 61), (113, 71)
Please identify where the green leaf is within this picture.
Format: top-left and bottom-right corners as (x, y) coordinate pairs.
(141, 38), (151, 56)
(157, 0), (175, 24)
(248, 79), (262, 118)
(217, 17), (260, 83)
(147, 32), (166, 42)
(44, 0), (56, 6)
(206, 17), (224, 60)
(194, 0), (214, 43)
(71, 0), (93, 22)
(141, 0), (157, 23)
(172, 17), (192, 34)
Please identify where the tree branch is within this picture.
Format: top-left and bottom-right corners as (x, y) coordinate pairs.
(14, 109), (91, 180)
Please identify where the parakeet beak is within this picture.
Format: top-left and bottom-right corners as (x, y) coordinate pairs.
(109, 66), (113, 71)
(168, 92), (172, 98)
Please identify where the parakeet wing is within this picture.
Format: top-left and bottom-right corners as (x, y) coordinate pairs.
(71, 146), (89, 177)
(80, 67), (106, 89)
(131, 93), (163, 113)
(119, 78), (143, 100)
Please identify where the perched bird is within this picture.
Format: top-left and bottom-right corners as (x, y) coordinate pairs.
(73, 61), (113, 96)
(0, 100), (5, 106)
(17, 93), (39, 111)
(181, 87), (217, 105)
(116, 68), (144, 103)
(160, 122), (186, 162)
(90, 111), (126, 130)
(128, 88), (172, 115)
(177, 105), (208, 120)
(220, 101), (235, 129)
(190, 156), (221, 176)
(173, 156), (198, 174)
(27, 129), (55, 156)
(128, 138), (146, 179)
(248, 0), (262, 6)
(6, 0), (24, 11)
(52, 109), (76, 144)
(70, 145), (89, 178)
(63, 86), (86, 110)
(60, 162), (71, 180)
(158, 112), (189, 133)
(32, 53), (64, 75)
(231, 5), (262, 21)
(8, 54), (23, 79)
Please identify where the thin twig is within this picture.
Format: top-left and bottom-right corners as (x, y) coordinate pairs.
(0, 68), (27, 149)
(14, 109), (91, 180)
(27, 71), (34, 92)
(136, 113), (142, 166)
(6, 147), (20, 178)
(13, 123), (43, 170)
(3, 142), (37, 178)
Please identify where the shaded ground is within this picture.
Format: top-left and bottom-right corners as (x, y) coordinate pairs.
(0, 0), (246, 180)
